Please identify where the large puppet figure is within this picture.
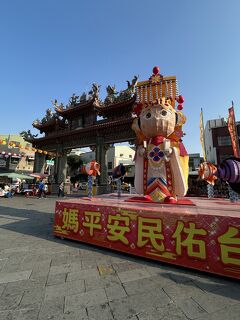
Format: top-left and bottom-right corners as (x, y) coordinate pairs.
(132, 68), (189, 203)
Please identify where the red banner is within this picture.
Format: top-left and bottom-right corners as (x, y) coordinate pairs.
(228, 106), (240, 157)
(54, 197), (240, 279)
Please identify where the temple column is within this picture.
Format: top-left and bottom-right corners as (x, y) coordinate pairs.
(33, 152), (46, 173)
(95, 137), (110, 194)
(53, 156), (60, 182)
(56, 155), (67, 183)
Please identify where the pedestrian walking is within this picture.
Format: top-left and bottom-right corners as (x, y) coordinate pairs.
(58, 181), (65, 197)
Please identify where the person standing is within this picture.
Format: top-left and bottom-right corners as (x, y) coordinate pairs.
(38, 180), (45, 198)
(58, 181), (65, 197)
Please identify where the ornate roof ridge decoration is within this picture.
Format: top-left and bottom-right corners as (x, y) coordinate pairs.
(53, 83), (102, 115)
(55, 97), (95, 115)
(32, 108), (56, 127)
(94, 95), (136, 116)
(20, 130), (38, 142)
(102, 75), (138, 108)
(32, 108), (67, 133)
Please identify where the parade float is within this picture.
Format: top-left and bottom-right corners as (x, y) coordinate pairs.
(54, 67), (240, 280)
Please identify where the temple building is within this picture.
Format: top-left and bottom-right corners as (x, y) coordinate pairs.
(23, 68), (180, 193)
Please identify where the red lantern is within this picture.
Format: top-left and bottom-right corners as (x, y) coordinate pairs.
(176, 95), (184, 104)
(152, 66), (160, 75)
(177, 104), (183, 111)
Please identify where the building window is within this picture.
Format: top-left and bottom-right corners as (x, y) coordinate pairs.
(217, 136), (232, 146)
(129, 155), (132, 158)
(108, 162), (112, 170)
(189, 159), (195, 170)
(120, 153), (124, 157)
(219, 154), (233, 163)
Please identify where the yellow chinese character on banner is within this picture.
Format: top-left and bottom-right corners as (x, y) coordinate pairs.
(137, 217), (164, 251)
(107, 214), (130, 245)
(172, 221), (207, 259)
(62, 208), (79, 233)
(83, 211), (102, 236)
(218, 226), (240, 266)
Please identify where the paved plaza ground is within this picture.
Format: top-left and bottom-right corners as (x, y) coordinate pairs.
(0, 196), (239, 320)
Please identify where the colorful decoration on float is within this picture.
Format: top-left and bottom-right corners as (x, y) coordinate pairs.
(200, 108), (207, 161)
(112, 164), (127, 197)
(132, 66), (189, 203)
(228, 102), (240, 158)
(82, 161), (100, 198)
(199, 158), (240, 194)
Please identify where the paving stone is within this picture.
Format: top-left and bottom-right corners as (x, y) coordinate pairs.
(18, 307), (40, 320)
(3, 276), (47, 297)
(124, 275), (175, 296)
(66, 268), (100, 282)
(196, 302), (240, 320)
(175, 298), (207, 320)
(87, 303), (114, 320)
(169, 271), (195, 284)
(191, 287), (240, 314)
(49, 253), (71, 266)
(0, 270), (32, 284)
(30, 259), (51, 279)
(163, 281), (203, 301)
(81, 258), (98, 269)
(47, 272), (67, 286)
(0, 258), (8, 271)
(137, 302), (189, 320)
(65, 288), (108, 312)
(112, 261), (145, 273)
(38, 296), (64, 320)
(0, 283), (6, 296)
(98, 264), (115, 276)
(210, 284), (240, 302)
(109, 288), (171, 320)
(105, 284), (127, 301)
(0, 310), (19, 320)
(45, 279), (85, 300)
(19, 287), (45, 309)
(0, 293), (23, 311)
(49, 262), (82, 275)
(192, 274), (234, 293)
(85, 274), (121, 291)
(60, 309), (88, 320)
(117, 268), (151, 283)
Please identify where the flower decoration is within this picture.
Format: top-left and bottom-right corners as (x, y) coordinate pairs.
(149, 147), (164, 162)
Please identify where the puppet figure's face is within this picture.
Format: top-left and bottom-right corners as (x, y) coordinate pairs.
(139, 103), (176, 138)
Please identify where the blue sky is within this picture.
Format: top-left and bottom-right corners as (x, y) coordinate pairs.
(1, 0), (240, 154)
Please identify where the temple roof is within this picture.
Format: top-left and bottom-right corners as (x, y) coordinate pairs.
(32, 117), (66, 133)
(31, 117), (133, 143)
(55, 98), (95, 119)
(94, 95), (136, 117)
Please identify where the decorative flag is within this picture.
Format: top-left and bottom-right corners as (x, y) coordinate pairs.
(200, 108), (206, 161)
(228, 102), (240, 157)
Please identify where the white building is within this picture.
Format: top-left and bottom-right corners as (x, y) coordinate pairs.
(204, 118), (239, 165)
(79, 145), (135, 178)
